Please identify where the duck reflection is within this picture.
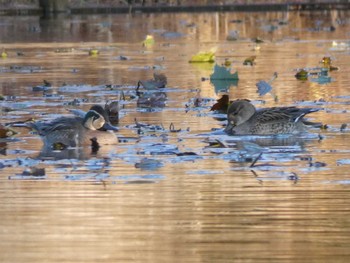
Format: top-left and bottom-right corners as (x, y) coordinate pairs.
(37, 145), (93, 160)
(137, 91), (167, 108)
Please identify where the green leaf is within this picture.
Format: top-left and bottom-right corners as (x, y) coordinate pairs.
(210, 64), (239, 80)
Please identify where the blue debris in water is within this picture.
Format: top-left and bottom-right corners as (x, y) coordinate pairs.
(135, 158), (164, 170)
(256, 80), (272, 96)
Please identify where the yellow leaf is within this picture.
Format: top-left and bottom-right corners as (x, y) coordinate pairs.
(143, 35), (155, 47)
(1, 50), (7, 58)
(89, 49), (99, 56)
(189, 51), (215, 63)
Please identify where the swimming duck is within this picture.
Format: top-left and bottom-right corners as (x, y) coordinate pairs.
(29, 105), (118, 148)
(137, 72), (167, 90)
(225, 99), (320, 135)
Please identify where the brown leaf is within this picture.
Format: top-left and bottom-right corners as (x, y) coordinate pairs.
(210, 94), (230, 112)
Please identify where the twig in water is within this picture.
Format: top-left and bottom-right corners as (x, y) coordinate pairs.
(250, 152), (263, 167)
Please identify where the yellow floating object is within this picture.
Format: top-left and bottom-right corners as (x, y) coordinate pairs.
(223, 59), (231, 67)
(142, 35), (155, 47)
(1, 51), (8, 58)
(89, 49), (99, 56)
(189, 51), (215, 63)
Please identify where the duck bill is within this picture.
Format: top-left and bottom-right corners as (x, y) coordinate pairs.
(102, 122), (119, 131)
(224, 122), (235, 135)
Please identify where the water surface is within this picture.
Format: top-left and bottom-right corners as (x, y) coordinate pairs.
(0, 10), (350, 262)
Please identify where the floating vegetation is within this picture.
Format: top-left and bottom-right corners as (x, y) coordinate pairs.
(321, 56), (339, 71)
(210, 94), (230, 112)
(142, 35), (155, 47)
(189, 49), (216, 63)
(1, 49), (7, 58)
(243, 56), (256, 66)
(89, 49), (99, 56)
(295, 69), (309, 80)
(256, 72), (278, 100)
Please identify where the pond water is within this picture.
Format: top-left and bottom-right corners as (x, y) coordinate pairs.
(0, 9), (350, 262)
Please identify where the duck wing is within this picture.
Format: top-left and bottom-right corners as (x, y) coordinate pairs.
(30, 117), (83, 136)
(256, 107), (319, 124)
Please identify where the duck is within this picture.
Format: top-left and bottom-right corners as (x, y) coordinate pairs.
(137, 72), (167, 90)
(29, 105), (118, 148)
(225, 99), (320, 135)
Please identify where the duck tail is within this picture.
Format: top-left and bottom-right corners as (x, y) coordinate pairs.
(295, 108), (320, 123)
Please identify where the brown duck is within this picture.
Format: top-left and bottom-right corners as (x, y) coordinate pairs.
(225, 99), (320, 135)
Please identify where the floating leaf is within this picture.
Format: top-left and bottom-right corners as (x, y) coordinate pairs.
(89, 49), (99, 56)
(321, 56), (339, 71)
(322, 56), (332, 67)
(295, 69), (309, 80)
(256, 72), (278, 98)
(210, 64), (239, 80)
(211, 78), (239, 93)
(223, 59), (231, 67)
(243, 56), (256, 66)
(189, 50), (215, 63)
(1, 50), (7, 58)
(143, 35), (155, 47)
(210, 94), (230, 112)
(210, 64), (238, 92)
(256, 81), (272, 96)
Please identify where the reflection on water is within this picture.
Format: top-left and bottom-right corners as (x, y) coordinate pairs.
(0, 10), (350, 262)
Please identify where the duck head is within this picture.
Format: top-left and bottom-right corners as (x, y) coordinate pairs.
(225, 99), (256, 133)
(88, 105), (118, 131)
(83, 110), (106, 130)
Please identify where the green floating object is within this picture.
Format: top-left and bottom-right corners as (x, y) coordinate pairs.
(210, 64), (239, 80)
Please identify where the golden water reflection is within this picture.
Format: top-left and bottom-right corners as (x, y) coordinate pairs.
(0, 10), (350, 262)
